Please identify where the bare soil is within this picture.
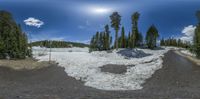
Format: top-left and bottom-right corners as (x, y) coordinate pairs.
(0, 58), (51, 70)
(100, 64), (127, 74)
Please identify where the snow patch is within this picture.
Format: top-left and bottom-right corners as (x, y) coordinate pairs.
(33, 47), (169, 90)
(180, 49), (196, 57)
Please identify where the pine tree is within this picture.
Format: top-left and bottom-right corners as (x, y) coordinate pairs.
(146, 25), (159, 49)
(160, 38), (165, 46)
(131, 12), (140, 48)
(104, 25), (111, 50)
(138, 33), (143, 46)
(110, 12), (121, 50)
(177, 39), (182, 47)
(0, 31), (4, 58)
(0, 10), (29, 59)
(120, 26), (126, 48)
(95, 32), (100, 50)
(128, 32), (132, 48)
(89, 25), (113, 51)
(102, 32), (106, 50)
(110, 36), (112, 49)
(99, 32), (104, 50)
(89, 35), (95, 52)
(194, 10), (200, 58)
(160, 37), (191, 48)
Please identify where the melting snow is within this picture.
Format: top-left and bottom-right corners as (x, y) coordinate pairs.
(180, 49), (196, 57)
(33, 47), (169, 90)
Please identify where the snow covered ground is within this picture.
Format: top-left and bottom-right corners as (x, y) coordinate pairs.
(180, 49), (196, 57)
(33, 47), (169, 90)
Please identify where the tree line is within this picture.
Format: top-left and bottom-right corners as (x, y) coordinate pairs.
(89, 25), (112, 51)
(31, 40), (89, 48)
(0, 10), (31, 59)
(160, 38), (191, 48)
(90, 12), (159, 51)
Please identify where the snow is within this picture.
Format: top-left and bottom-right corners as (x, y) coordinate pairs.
(32, 46), (88, 56)
(33, 47), (169, 90)
(180, 49), (196, 57)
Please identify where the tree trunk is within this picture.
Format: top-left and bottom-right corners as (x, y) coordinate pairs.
(115, 30), (118, 50)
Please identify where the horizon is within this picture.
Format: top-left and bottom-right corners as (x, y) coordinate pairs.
(0, 0), (200, 44)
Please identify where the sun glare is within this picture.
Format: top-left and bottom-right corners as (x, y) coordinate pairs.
(91, 7), (111, 14)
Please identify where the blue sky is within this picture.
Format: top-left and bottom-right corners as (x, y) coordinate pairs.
(0, 0), (200, 43)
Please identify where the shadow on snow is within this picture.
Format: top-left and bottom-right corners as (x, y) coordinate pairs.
(117, 49), (152, 59)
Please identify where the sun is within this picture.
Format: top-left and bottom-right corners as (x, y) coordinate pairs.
(90, 7), (111, 14)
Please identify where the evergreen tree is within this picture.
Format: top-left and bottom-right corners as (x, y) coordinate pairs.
(99, 32), (104, 50)
(194, 10), (200, 58)
(0, 29), (4, 58)
(138, 33), (143, 46)
(95, 32), (100, 50)
(104, 25), (111, 50)
(160, 38), (165, 46)
(131, 12), (140, 47)
(146, 25), (159, 49)
(120, 26), (126, 48)
(31, 40), (88, 48)
(102, 32), (106, 50)
(110, 36), (112, 49)
(110, 12), (121, 50)
(0, 10), (29, 59)
(196, 10), (200, 22)
(160, 37), (190, 48)
(89, 35), (95, 52)
(177, 39), (182, 47)
(128, 32), (133, 48)
(89, 27), (112, 51)
(118, 36), (122, 48)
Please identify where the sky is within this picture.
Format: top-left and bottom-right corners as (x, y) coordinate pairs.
(0, 0), (200, 44)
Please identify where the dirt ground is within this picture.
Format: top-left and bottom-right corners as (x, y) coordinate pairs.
(0, 58), (52, 70)
(100, 64), (128, 74)
(0, 51), (200, 99)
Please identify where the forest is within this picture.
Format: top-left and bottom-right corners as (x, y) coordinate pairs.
(89, 12), (161, 51)
(30, 40), (89, 48)
(89, 11), (200, 59)
(0, 10), (31, 59)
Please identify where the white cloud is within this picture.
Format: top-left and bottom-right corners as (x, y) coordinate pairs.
(180, 25), (196, 42)
(24, 17), (44, 28)
(182, 25), (196, 36)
